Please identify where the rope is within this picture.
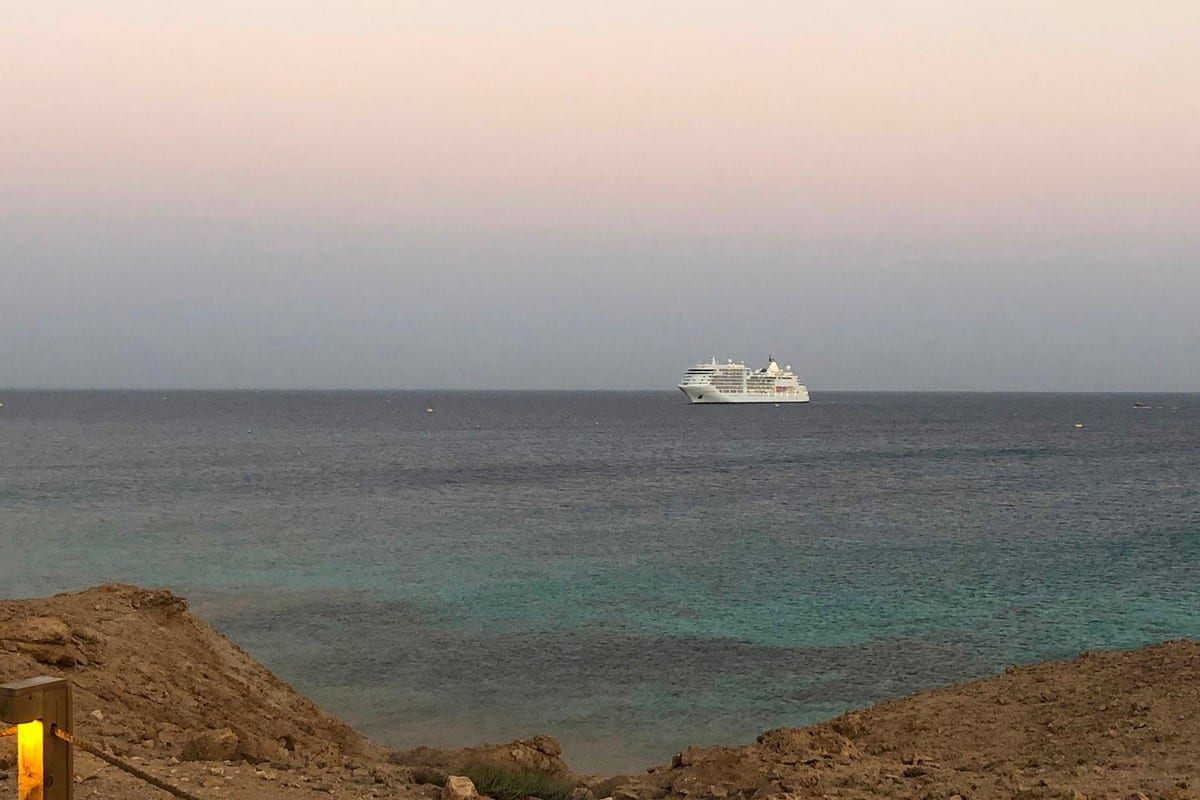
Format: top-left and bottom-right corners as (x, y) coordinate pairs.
(52, 726), (207, 800)
(0, 725), (16, 736)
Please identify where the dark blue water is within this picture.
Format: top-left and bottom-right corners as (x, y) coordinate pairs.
(1, 391), (1198, 772)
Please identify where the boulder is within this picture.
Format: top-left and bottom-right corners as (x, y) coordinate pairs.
(443, 775), (480, 800)
(180, 728), (240, 762)
(589, 776), (631, 799)
(237, 732), (291, 765)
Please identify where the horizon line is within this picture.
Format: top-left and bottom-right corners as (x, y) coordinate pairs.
(2, 387), (1196, 395)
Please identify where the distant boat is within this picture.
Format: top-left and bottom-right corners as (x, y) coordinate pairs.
(678, 355), (810, 404)
(1133, 402), (1150, 409)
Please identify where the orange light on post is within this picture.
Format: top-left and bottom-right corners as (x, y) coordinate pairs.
(0, 677), (72, 800)
(17, 721), (44, 800)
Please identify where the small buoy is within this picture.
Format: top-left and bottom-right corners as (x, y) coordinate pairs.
(1074, 423), (1084, 428)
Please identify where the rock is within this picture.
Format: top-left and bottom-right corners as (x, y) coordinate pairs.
(90, 709), (105, 721)
(755, 728), (858, 761)
(1, 615), (78, 665)
(5, 615), (71, 644)
(410, 766), (450, 786)
(394, 736), (572, 776)
(590, 776), (631, 798)
(128, 589), (188, 615)
(443, 775), (480, 800)
(71, 625), (102, 642)
(181, 728), (240, 762)
(829, 713), (866, 739)
(531, 735), (562, 757)
(237, 732), (290, 765)
(15, 642), (76, 666)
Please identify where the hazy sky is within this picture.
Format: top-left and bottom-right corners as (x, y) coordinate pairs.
(2, 1), (1197, 390)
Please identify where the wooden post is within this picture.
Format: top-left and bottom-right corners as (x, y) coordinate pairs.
(0, 677), (73, 800)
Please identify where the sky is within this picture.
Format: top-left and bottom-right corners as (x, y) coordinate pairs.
(2, 1), (1197, 390)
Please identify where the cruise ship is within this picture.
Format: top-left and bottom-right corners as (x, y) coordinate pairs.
(678, 356), (811, 404)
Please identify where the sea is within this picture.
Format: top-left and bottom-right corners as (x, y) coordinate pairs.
(1, 390), (1198, 773)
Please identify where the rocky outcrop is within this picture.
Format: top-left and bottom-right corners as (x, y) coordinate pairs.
(392, 734), (572, 776)
(0, 584), (382, 769)
(0, 613), (106, 667)
(605, 641), (1200, 800)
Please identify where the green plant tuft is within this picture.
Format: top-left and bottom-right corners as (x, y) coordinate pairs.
(461, 764), (575, 800)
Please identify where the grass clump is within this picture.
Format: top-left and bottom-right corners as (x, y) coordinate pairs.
(461, 763), (575, 800)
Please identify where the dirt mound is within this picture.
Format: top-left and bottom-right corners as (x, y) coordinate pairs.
(0, 584), (429, 799)
(617, 640), (1200, 800)
(0, 583), (380, 767)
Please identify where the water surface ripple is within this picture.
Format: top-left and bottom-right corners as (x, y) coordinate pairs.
(1, 390), (1198, 772)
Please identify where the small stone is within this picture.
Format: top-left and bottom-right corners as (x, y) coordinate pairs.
(90, 709), (105, 721)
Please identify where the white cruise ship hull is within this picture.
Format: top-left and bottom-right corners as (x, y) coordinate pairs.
(678, 385), (811, 404)
(679, 356), (811, 404)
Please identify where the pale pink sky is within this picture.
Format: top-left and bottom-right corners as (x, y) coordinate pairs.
(7, 1), (1198, 240)
(2, 2), (1198, 388)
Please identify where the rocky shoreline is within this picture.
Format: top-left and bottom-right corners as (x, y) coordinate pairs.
(2, 584), (1198, 799)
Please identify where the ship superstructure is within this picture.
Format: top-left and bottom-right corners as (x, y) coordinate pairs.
(678, 356), (810, 404)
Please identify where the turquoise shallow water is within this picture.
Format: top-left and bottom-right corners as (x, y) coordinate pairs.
(1, 390), (1198, 772)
